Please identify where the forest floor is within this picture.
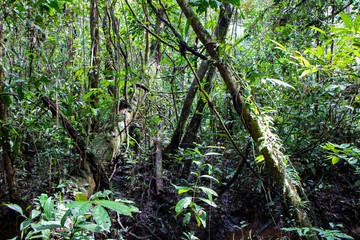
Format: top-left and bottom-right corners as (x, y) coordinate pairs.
(0, 159), (359, 240)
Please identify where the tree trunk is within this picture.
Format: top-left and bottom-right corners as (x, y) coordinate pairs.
(40, 96), (109, 191)
(102, 1), (164, 160)
(175, 0), (313, 227)
(89, 0), (100, 106)
(0, 21), (17, 195)
(164, 60), (210, 154)
(180, 4), (232, 151)
(180, 64), (216, 176)
(155, 123), (164, 195)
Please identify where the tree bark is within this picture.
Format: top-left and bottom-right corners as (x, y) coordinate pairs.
(181, 65), (215, 148)
(164, 60), (210, 154)
(180, 5), (232, 151)
(0, 21), (17, 195)
(175, 0), (313, 227)
(40, 95), (109, 191)
(155, 123), (164, 195)
(89, 0), (100, 105)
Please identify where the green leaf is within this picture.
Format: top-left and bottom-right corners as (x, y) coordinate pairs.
(183, 212), (191, 225)
(68, 201), (92, 216)
(77, 222), (103, 233)
(255, 155), (264, 163)
(227, 0), (240, 9)
(263, 78), (295, 89)
(43, 197), (54, 220)
(355, 15), (360, 32)
(39, 194), (48, 208)
(270, 40), (287, 51)
(95, 200), (140, 217)
(178, 187), (192, 194)
(175, 197), (192, 215)
(92, 205), (111, 232)
(198, 186), (218, 197)
(310, 26), (326, 35)
(31, 209), (41, 219)
(332, 156), (340, 165)
(185, 15), (193, 38)
(300, 69), (313, 78)
(31, 220), (62, 231)
(5, 203), (24, 216)
(204, 152), (222, 156)
(20, 217), (32, 231)
(60, 209), (72, 227)
(341, 12), (353, 29)
(199, 175), (219, 183)
(89, 190), (113, 200)
(198, 197), (218, 208)
(75, 193), (88, 201)
(193, 205), (206, 227)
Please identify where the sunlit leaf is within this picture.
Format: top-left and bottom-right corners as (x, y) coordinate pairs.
(332, 156), (340, 165)
(354, 14), (360, 32)
(310, 26), (326, 35)
(5, 203), (24, 216)
(341, 12), (353, 29)
(270, 40), (287, 51)
(262, 78), (295, 89)
(198, 186), (218, 197)
(198, 197), (218, 208)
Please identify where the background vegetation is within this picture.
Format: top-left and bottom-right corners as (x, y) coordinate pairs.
(0, 0), (359, 239)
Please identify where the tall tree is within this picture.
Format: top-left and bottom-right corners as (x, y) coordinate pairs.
(89, 0), (100, 106)
(175, 0), (313, 227)
(0, 21), (17, 195)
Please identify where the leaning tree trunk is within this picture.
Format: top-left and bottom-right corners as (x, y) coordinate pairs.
(40, 96), (109, 191)
(175, 0), (313, 227)
(165, 4), (233, 155)
(164, 60), (211, 154)
(0, 21), (17, 195)
(180, 4), (232, 151)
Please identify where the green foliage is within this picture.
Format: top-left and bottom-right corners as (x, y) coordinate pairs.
(172, 149), (219, 228)
(5, 191), (140, 239)
(283, 224), (354, 240)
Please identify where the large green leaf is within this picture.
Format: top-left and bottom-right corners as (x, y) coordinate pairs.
(43, 197), (54, 220)
(94, 200), (140, 217)
(341, 12), (353, 29)
(31, 220), (62, 231)
(92, 205), (111, 232)
(60, 209), (72, 227)
(175, 197), (192, 215)
(198, 197), (218, 208)
(5, 203), (24, 216)
(68, 201), (92, 216)
(20, 217), (32, 231)
(198, 186), (218, 197)
(77, 222), (103, 233)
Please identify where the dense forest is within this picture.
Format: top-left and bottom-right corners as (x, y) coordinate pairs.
(0, 0), (359, 239)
